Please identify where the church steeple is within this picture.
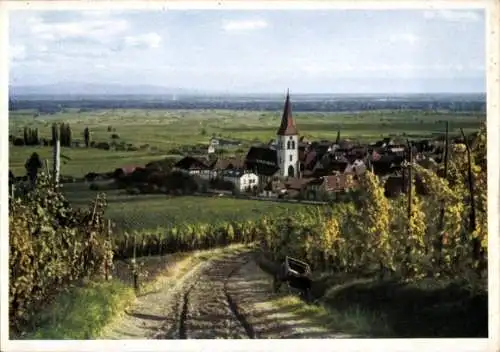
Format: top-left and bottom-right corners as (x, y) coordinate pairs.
(276, 89), (298, 136)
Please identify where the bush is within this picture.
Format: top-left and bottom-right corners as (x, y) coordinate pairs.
(13, 137), (25, 146)
(96, 142), (110, 150)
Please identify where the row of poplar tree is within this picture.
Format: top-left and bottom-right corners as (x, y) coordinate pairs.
(22, 124), (91, 148)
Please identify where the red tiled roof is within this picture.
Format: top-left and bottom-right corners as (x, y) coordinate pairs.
(210, 157), (245, 170)
(284, 177), (315, 190)
(304, 150), (317, 168)
(276, 90), (298, 136)
(121, 165), (138, 175)
(324, 173), (357, 192)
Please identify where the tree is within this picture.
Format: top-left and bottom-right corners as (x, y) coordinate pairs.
(60, 123), (66, 147)
(66, 123), (72, 147)
(23, 127), (28, 145)
(84, 127), (90, 148)
(24, 152), (43, 188)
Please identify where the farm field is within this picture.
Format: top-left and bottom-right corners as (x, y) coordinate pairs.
(61, 182), (306, 232)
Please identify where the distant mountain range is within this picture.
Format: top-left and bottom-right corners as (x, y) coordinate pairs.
(9, 83), (203, 97)
(9, 77), (485, 98)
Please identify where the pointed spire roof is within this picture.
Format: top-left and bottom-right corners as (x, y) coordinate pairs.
(276, 89), (298, 136)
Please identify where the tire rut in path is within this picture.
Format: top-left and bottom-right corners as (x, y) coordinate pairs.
(179, 253), (257, 339)
(223, 257), (257, 339)
(179, 281), (196, 339)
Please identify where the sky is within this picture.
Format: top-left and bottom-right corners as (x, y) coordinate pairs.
(9, 9), (486, 94)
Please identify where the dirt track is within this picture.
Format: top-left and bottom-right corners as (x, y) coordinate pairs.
(100, 249), (351, 339)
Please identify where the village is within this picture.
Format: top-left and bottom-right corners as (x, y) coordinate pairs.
(167, 91), (447, 202)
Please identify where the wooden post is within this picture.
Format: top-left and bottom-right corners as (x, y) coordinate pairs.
(461, 129), (476, 234)
(460, 129), (480, 267)
(405, 140), (413, 275)
(51, 124), (60, 185)
(436, 121), (449, 264)
(443, 121), (450, 180)
(105, 219), (112, 281)
(132, 233), (138, 291)
(407, 140), (413, 221)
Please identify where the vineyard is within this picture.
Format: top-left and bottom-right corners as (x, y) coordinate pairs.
(9, 123), (487, 337)
(59, 183), (307, 232)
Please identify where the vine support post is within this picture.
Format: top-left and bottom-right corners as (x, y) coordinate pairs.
(406, 139), (413, 225)
(132, 233), (139, 291)
(105, 219), (112, 281)
(404, 139), (413, 276)
(44, 159), (50, 176)
(51, 123), (60, 186)
(460, 128), (480, 267)
(436, 121), (449, 266)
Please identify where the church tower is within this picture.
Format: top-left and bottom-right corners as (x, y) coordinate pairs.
(276, 89), (299, 178)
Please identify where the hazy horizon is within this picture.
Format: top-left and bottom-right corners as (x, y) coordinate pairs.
(9, 9), (486, 94)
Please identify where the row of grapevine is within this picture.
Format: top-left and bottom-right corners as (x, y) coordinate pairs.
(112, 219), (263, 259)
(9, 174), (113, 333)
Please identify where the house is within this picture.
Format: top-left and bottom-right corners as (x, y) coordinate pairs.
(173, 156), (212, 179)
(299, 173), (357, 200)
(371, 138), (391, 150)
(210, 156), (245, 171)
(323, 173), (357, 193)
(209, 137), (241, 148)
(220, 169), (259, 193)
(344, 159), (367, 175)
(113, 165), (139, 179)
(245, 146), (280, 186)
(388, 145), (406, 155)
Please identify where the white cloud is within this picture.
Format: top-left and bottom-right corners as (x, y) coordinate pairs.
(222, 19), (268, 32)
(388, 33), (420, 45)
(423, 10), (481, 23)
(27, 15), (129, 43)
(124, 32), (162, 49)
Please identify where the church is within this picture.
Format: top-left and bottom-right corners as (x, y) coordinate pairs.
(245, 90), (303, 182)
(275, 90), (300, 178)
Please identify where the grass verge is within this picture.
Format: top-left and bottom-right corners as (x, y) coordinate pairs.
(19, 281), (135, 340)
(269, 295), (390, 337)
(255, 252), (487, 338)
